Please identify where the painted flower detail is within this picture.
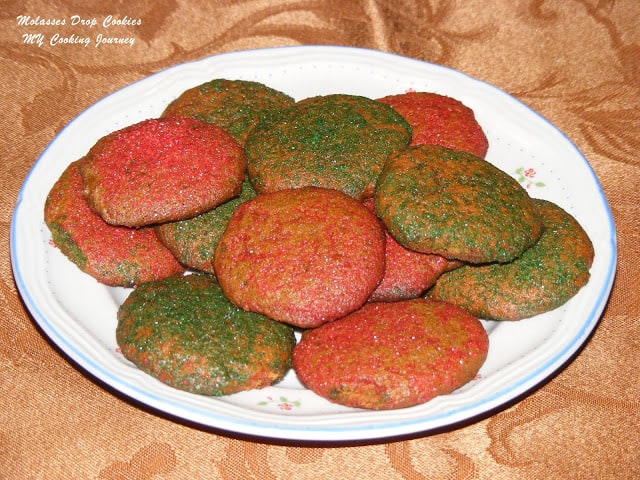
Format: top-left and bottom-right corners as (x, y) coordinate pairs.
(515, 166), (545, 189)
(257, 395), (301, 411)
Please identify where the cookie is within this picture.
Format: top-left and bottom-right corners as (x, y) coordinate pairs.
(292, 298), (489, 410)
(162, 78), (295, 145)
(374, 145), (543, 263)
(362, 198), (462, 302)
(245, 94), (411, 200)
(378, 91), (489, 157)
(213, 186), (386, 328)
(116, 273), (295, 395)
(155, 179), (257, 274)
(80, 116), (246, 227)
(427, 199), (594, 320)
(44, 159), (184, 287)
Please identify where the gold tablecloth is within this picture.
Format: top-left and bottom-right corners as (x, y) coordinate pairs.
(2, 1), (638, 478)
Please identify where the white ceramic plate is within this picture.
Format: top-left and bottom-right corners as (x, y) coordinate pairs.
(11, 46), (616, 442)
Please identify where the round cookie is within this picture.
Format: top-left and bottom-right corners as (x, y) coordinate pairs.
(374, 144), (543, 263)
(162, 79), (295, 146)
(116, 273), (295, 396)
(245, 94), (411, 200)
(427, 199), (594, 320)
(292, 298), (489, 410)
(44, 158), (184, 287)
(213, 186), (386, 328)
(155, 179), (257, 274)
(80, 116), (246, 227)
(369, 236), (462, 302)
(378, 91), (489, 157)
(362, 198), (462, 302)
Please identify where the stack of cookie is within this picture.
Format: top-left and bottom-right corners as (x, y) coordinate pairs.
(44, 79), (593, 410)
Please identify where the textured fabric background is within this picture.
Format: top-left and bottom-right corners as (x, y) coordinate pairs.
(1, 1), (638, 478)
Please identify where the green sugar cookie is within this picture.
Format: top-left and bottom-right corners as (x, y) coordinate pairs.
(245, 94), (411, 200)
(427, 199), (594, 320)
(162, 78), (295, 145)
(155, 179), (257, 274)
(375, 144), (542, 263)
(116, 273), (295, 395)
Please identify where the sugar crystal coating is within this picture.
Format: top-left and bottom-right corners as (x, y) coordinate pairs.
(213, 187), (386, 328)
